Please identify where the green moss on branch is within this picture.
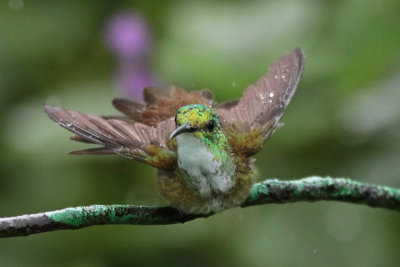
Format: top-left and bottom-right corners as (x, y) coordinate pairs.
(1, 176), (400, 238)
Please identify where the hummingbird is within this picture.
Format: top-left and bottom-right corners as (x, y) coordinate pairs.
(44, 49), (304, 214)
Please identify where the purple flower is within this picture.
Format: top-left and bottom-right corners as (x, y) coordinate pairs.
(105, 12), (152, 60)
(105, 12), (160, 101)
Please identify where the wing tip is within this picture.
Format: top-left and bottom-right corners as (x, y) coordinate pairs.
(292, 47), (306, 71)
(293, 47), (304, 56)
(43, 104), (55, 114)
(43, 105), (65, 122)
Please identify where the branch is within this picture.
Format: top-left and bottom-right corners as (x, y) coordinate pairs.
(1, 176), (400, 238)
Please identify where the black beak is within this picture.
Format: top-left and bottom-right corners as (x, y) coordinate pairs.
(169, 123), (196, 140)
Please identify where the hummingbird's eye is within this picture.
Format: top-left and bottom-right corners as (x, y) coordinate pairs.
(207, 120), (215, 131)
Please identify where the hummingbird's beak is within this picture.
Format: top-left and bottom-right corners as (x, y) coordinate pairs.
(169, 123), (196, 140)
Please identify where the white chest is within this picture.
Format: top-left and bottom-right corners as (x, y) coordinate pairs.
(176, 133), (235, 197)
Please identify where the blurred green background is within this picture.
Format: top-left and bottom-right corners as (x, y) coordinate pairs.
(1, 1), (400, 266)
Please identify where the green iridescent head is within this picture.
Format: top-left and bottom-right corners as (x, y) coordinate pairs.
(169, 104), (221, 140)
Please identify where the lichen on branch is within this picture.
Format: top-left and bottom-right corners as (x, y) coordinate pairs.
(1, 176), (400, 238)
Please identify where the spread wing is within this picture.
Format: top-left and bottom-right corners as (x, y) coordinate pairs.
(216, 48), (305, 139)
(44, 106), (177, 170)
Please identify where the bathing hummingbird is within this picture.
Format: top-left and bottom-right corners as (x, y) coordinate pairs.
(44, 49), (304, 214)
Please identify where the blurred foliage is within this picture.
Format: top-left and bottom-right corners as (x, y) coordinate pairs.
(1, 0), (400, 266)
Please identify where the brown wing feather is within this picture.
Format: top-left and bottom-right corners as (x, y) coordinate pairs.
(200, 90), (214, 103)
(143, 86), (170, 104)
(112, 98), (145, 122)
(69, 147), (115, 155)
(112, 86), (214, 127)
(44, 105), (176, 166)
(216, 48), (304, 139)
(141, 87), (213, 127)
(214, 99), (239, 109)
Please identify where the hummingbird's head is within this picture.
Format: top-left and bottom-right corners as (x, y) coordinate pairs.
(169, 104), (222, 142)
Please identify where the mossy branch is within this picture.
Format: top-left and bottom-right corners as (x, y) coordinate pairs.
(1, 176), (400, 238)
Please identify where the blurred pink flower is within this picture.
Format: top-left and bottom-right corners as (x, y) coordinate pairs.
(105, 12), (152, 60)
(105, 12), (159, 101)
